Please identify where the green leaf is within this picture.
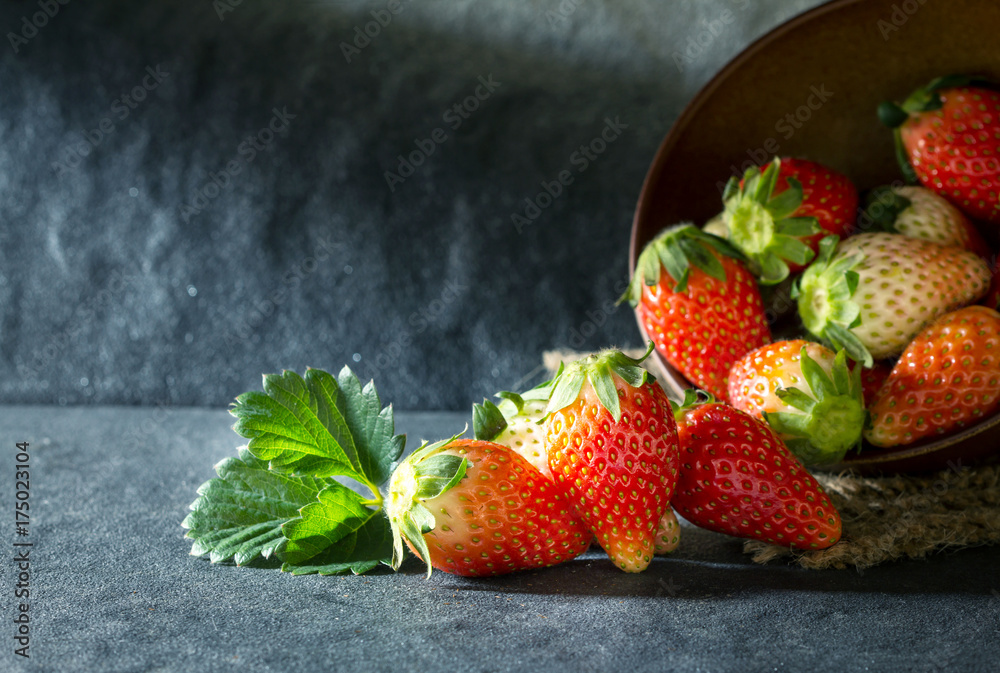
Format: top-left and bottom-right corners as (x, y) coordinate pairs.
(775, 216), (820, 238)
(774, 387), (817, 412)
(826, 323), (873, 368)
(183, 447), (333, 565)
(588, 363), (621, 422)
(414, 454), (467, 500)
(754, 160), (778, 204)
(231, 368), (403, 493)
(766, 177), (804, 219)
(473, 399), (507, 441)
(283, 514), (394, 576)
(281, 483), (381, 566)
(335, 366), (405, 488)
(545, 367), (587, 416)
(799, 347), (836, 399)
(764, 410), (812, 437)
(772, 235), (816, 266)
(679, 237), (726, 283)
(231, 371), (364, 483)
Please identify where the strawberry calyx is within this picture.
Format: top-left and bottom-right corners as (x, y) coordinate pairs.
(762, 347), (866, 465)
(387, 434), (468, 577)
(668, 388), (715, 423)
(878, 74), (1000, 184)
(544, 343), (655, 422)
(620, 223), (746, 307)
(721, 157), (821, 285)
(793, 235), (874, 368)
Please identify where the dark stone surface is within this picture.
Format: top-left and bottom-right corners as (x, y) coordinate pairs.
(0, 0), (824, 410)
(1, 406), (998, 672)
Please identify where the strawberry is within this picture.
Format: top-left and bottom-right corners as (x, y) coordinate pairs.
(727, 340), (865, 465)
(983, 256), (1000, 312)
(795, 233), (991, 365)
(621, 224), (770, 401)
(879, 75), (1000, 224)
(721, 156), (858, 284)
(857, 360), (893, 407)
(861, 184), (991, 259)
(473, 386), (553, 480)
(670, 394), (841, 550)
(866, 306), (1000, 447)
(542, 346), (680, 572)
(387, 437), (593, 577)
(654, 507), (681, 555)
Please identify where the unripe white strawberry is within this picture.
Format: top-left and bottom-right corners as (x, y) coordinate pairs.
(861, 185), (990, 256)
(472, 386), (553, 480)
(796, 233), (991, 364)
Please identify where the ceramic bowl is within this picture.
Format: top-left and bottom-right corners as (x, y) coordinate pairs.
(629, 0), (1000, 474)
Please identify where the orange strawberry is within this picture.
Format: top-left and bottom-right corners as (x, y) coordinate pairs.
(621, 224), (770, 401)
(670, 394), (841, 550)
(543, 346), (680, 572)
(866, 306), (1000, 447)
(387, 437), (592, 577)
(727, 340), (865, 465)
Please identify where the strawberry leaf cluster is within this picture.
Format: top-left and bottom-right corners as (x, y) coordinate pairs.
(183, 367), (404, 575)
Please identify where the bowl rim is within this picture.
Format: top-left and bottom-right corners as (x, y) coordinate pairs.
(627, 0), (1000, 471)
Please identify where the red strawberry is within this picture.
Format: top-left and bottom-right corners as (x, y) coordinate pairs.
(727, 340), (865, 465)
(543, 347), (680, 572)
(879, 75), (1000, 224)
(721, 156), (858, 284)
(654, 507), (681, 555)
(866, 306), (1000, 447)
(622, 224), (770, 401)
(857, 361), (893, 407)
(387, 437), (593, 577)
(671, 395), (842, 550)
(860, 184), (992, 260)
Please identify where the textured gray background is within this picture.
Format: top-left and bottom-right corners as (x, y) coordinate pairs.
(0, 0), (823, 410)
(2, 407), (998, 673)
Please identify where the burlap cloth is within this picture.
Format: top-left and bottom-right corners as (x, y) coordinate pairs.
(542, 349), (1000, 570)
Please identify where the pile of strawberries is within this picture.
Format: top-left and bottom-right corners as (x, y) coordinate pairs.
(385, 75), (1000, 578)
(626, 74), (1000, 459)
(388, 346), (841, 577)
